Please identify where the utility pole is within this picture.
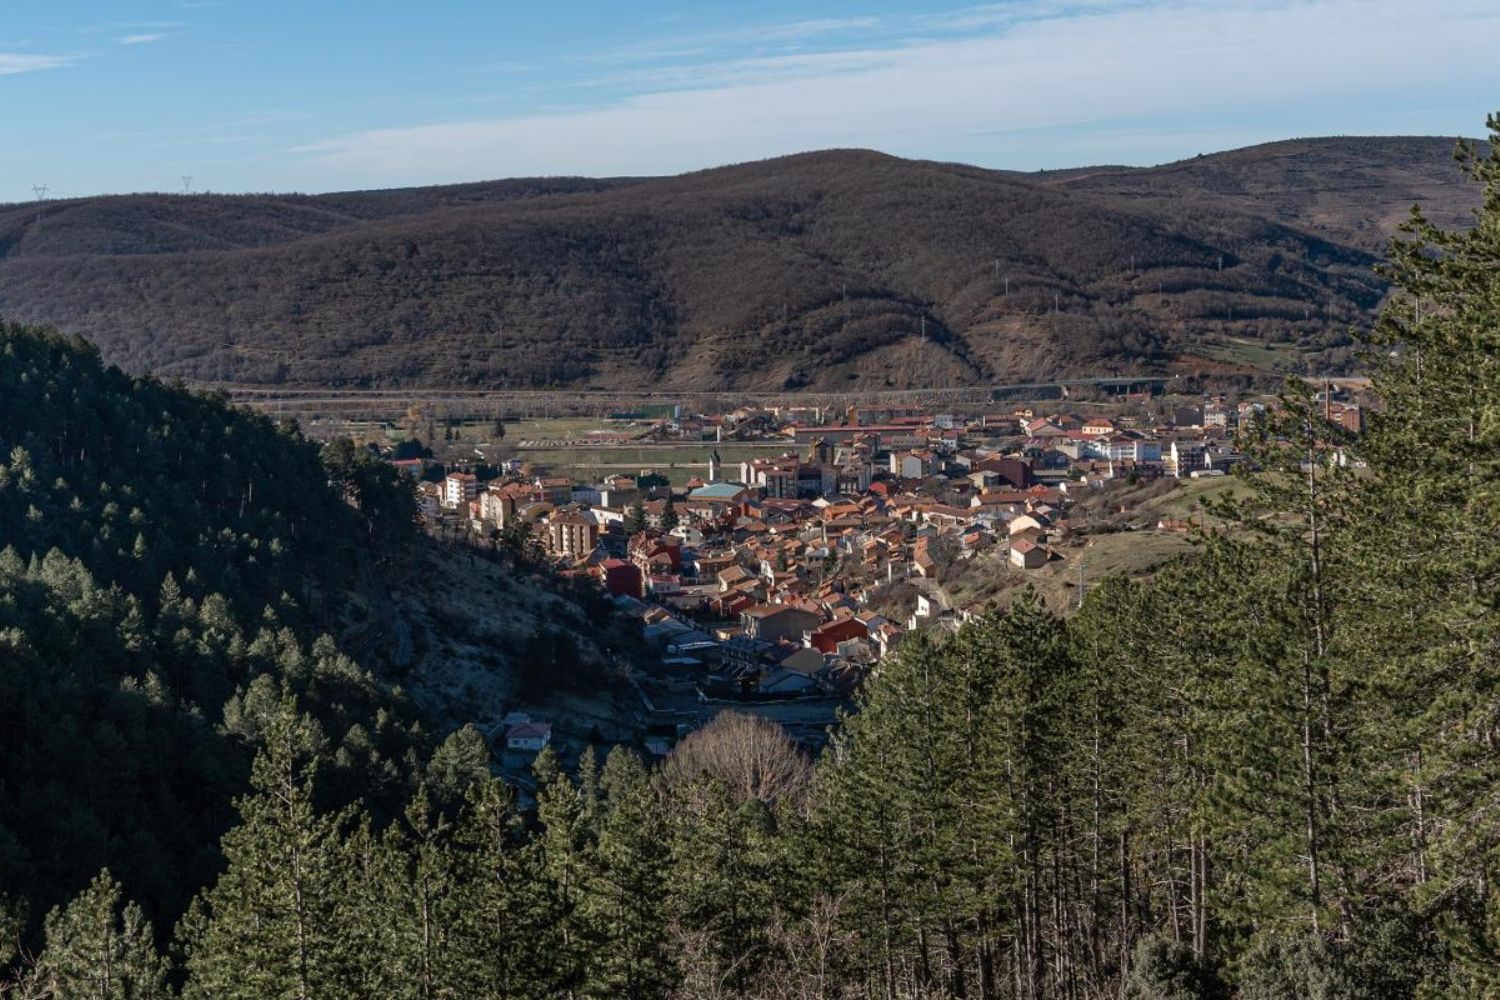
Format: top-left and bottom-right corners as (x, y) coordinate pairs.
(31, 183), (48, 224)
(181, 175), (193, 194)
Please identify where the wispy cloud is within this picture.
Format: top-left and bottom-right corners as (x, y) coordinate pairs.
(292, 0), (1500, 185)
(118, 33), (167, 45)
(0, 52), (74, 75)
(729, 17), (883, 44)
(596, 48), (901, 91)
(919, 0), (1141, 32)
(579, 15), (885, 66)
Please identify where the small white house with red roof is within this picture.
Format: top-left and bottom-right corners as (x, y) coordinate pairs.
(505, 720), (552, 752)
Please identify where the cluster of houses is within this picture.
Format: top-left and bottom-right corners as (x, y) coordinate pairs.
(397, 392), (1360, 704)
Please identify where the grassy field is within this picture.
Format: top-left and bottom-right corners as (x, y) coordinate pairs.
(942, 528), (1197, 615)
(503, 416), (654, 441)
(1192, 335), (1304, 372)
(477, 416), (795, 483)
(1137, 475), (1254, 522)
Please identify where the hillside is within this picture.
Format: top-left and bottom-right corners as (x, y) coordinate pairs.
(0, 322), (426, 929)
(1038, 135), (1479, 251)
(0, 137), (1479, 391)
(0, 323), (624, 940)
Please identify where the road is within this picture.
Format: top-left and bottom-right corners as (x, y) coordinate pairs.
(205, 372), (1366, 423)
(205, 373), (1172, 407)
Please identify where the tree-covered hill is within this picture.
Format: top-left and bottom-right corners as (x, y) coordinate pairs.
(0, 323), (427, 932)
(1038, 135), (1482, 251)
(0, 138), (1478, 391)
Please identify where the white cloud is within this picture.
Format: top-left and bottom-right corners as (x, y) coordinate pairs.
(293, 0), (1500, 186)
(728, 17), (883, 44)
(599, 48), (902, 91)
(0, 52), (73, 75)
(580, 16), (886, 65)
(118, 33), (167, 45)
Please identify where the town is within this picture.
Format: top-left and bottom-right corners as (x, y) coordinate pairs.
(366, 383), (1366, 762)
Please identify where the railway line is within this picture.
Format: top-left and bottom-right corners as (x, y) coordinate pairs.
(200, 373), (1366, 420)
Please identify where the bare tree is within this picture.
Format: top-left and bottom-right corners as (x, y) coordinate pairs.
(760, 893), (858, 1000)
(659, 711), (811, 809)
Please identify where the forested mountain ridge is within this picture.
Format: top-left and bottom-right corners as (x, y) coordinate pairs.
(0, 323), (432, 934)
(0, 137), (1478, 390)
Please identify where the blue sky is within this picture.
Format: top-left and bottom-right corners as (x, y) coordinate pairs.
(3, 0), (1498, 199)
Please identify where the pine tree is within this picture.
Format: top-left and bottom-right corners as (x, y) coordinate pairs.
(449, 777), (563, 999)
(582, 748), (678, 1000)
(533, 747), (594, 999)
(812, 629), (945, 996)
(181, 699), (359, 1000)
(346, 789), (466, 1000)
(1349, 116), (1500, 985)
(31, 870), (168, 1000)
(812, 595), (1078, 997)
(666, 779), (781, 996)
(1206, 385), (1365, 939)
(426, 724), (492, 806)
(624, 499), (648, 537)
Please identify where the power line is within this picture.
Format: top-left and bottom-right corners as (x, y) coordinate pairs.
(30, 183), (48, 224)
(181, 175), (194, 195)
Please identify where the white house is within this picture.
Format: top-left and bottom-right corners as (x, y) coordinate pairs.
(505, 721), (552, 752)
(443, 472), (478, 508)
(889, 451), (932, 479)
(1108, 438), (1163, 463)
(1007, 513), (1047, 537)
(1010, 539), (1048, 570)
(1165, 440), (1206, 479)
(670, 524), (705, 547)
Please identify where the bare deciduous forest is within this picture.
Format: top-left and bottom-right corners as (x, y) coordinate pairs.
(0, 138), (1477, 391)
